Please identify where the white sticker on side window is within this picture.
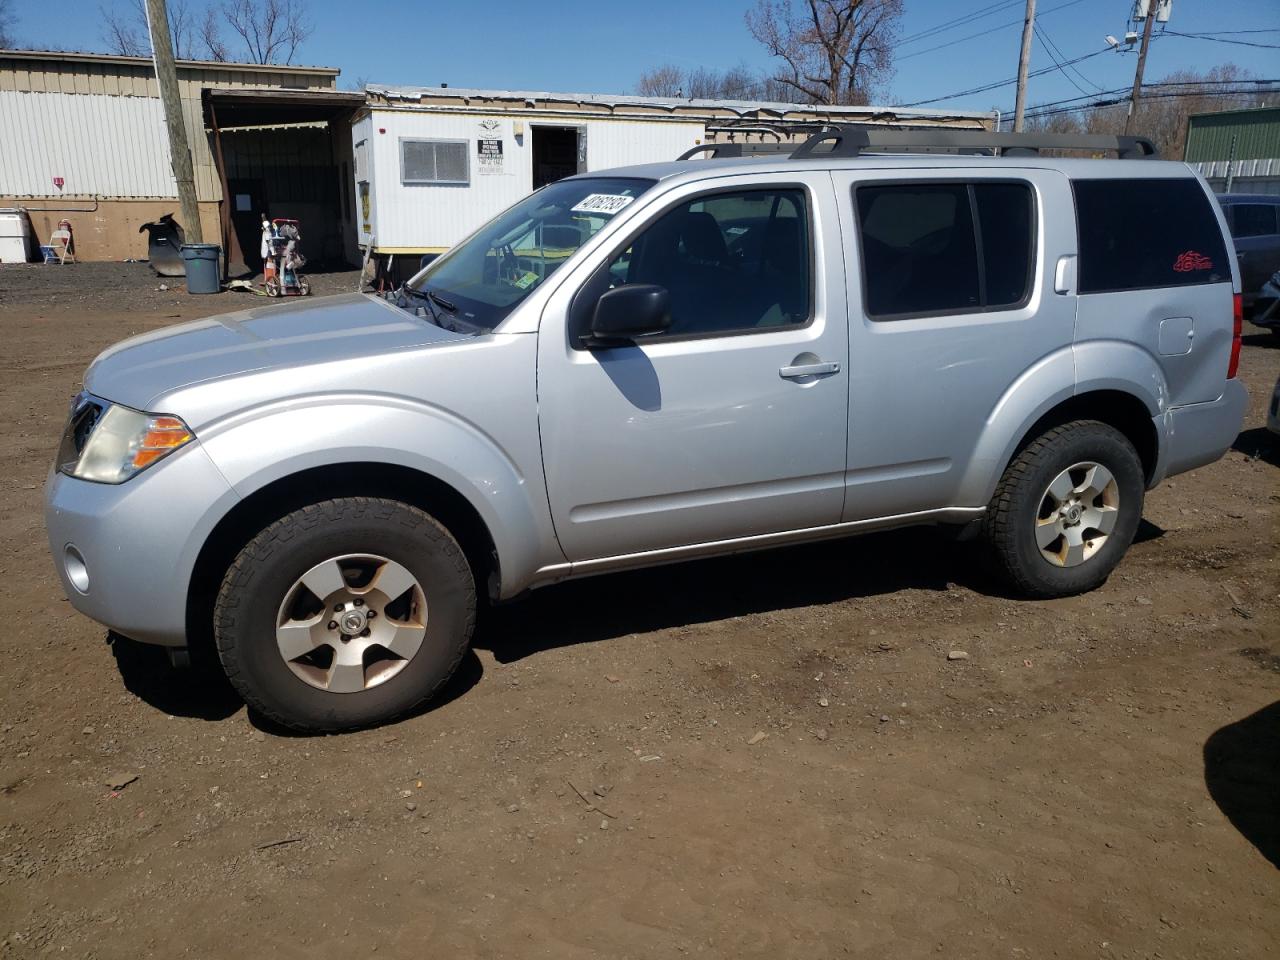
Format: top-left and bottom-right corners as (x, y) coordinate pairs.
(571, 193), (636, 215)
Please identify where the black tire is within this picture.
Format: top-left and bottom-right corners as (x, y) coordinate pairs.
(214, 498), (475, 733)
(982, 420), (1145, 598)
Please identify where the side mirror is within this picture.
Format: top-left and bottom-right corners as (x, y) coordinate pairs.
(587, 284), (671, 346)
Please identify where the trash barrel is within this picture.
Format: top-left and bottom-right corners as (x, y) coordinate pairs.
(180, 243), (221, 294)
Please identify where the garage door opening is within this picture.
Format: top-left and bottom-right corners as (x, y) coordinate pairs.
(532, 126), (581, 190)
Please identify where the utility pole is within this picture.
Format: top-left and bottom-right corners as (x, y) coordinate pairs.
(1013, 0), (1037, 131)
(143, 0), (202, 242)
(1124, 3), (1157, 136)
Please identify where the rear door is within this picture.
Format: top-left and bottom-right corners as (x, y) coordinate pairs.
(831, 167), (1077, 519)
(1072, 176), (1234, 406)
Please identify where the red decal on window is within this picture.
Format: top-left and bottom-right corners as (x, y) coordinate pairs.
(1172, 250), (1213, 272)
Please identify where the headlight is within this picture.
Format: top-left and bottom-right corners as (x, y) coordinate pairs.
(57, 395), (194, 484)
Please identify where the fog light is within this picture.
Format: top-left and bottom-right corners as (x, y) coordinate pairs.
(64, 544), (89, 594)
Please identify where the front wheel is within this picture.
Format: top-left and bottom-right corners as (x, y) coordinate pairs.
(982, 420), (1145, 598)
(214, 498), (475, 732)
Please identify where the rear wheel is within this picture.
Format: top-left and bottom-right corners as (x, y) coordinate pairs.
(214, 498), (475, 732)
(983, 420), (1145, 598)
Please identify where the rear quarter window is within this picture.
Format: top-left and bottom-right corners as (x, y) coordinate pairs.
(1073, 178), (1230, 294)
(1229, 203), (1279, 239)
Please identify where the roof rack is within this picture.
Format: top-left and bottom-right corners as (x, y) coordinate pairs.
(788, 126), (1158, 160)
(676, 141), (796, 160)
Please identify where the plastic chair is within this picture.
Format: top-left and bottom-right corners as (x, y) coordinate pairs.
(48, 228), (75, 264)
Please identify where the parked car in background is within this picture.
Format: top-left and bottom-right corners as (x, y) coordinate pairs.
(1217, 194), (1280, 316)
(1250, 269), (1280, 336)
(47, 128), (1248, 732)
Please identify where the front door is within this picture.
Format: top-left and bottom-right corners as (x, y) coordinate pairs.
(531, 126), (581, 189)
(537, 172), (848, 561)
(831, 168), (1079, 519)
(228, 177), (268, 273)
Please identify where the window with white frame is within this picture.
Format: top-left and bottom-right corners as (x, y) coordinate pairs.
(400, 139), (470, 185)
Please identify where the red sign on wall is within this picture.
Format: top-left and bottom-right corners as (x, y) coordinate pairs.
(52, 177), (64, 189)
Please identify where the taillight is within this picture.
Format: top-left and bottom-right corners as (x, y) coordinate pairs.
(1227, 293), (1242, 380)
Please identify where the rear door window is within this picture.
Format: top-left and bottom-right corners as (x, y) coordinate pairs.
(1072, 179), (1230, 293)
(1229, 203), (1278, 239)
(855, 181), (1034, 319)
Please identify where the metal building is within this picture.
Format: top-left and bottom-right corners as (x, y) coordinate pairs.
(0, 49), (361, 264)
(353, 86), (995, 264)
(1186, 106), (1280, 196)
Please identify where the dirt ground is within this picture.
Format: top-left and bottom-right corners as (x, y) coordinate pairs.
(0, 262), (1276, 959)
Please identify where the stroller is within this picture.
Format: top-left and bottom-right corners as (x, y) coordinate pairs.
(261, 217), (310, 297)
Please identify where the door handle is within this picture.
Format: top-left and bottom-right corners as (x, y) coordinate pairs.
(779, 361), (840, 380)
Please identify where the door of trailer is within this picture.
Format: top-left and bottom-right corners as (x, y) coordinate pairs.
(531, 124), (586, 189)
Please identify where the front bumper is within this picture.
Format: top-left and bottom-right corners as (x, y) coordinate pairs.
(44, 442), (241, 647)
(1151, 378), (1249, 484)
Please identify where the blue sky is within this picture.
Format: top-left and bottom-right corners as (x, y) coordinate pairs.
(10, 0), (1280, 116)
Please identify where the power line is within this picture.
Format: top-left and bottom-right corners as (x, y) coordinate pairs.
(1035, 23), (1103, 95)
(1009, 77), (1280, 118)
(1022, 86), (1279, 121)
(1159, 29), (1280, 50)
(899, 0), (1088, 62)
(1180, 28), (1280, 36)
(898, 1), (1021, 48)
(901, 45), (1113, 106)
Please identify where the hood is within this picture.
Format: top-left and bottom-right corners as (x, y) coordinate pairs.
(85, 293), (468, 410)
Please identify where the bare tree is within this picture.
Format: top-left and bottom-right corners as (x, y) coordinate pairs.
(100, 0), (195, 59)
(213, 0), (313, 65)
(637, 63), (787, 101)
(637, 64), (685, 98)
(0, 0), (16, 48)
(1027, 63), (1264, 160)
(745, 0), (902, 105)
(199, 7), (230, 61)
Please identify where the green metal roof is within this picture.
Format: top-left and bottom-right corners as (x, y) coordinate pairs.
(1185, 107), (1280, 162)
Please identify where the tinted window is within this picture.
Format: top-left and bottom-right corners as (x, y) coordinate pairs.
(1073, 179), (1230, 293)
(856, 182), (1033, 318)
(975, 183), (1034, 307)
(1230, 203), (1278, 239)
(596, 188), (811, 337)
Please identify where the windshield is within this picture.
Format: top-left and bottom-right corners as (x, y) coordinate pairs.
(404, 177), (656, 331)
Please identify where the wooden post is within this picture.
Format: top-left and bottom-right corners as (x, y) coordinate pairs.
(144, 0), (203, 243)
(1124, 8), (1157, 136)
(1013, 0), (1037, 132)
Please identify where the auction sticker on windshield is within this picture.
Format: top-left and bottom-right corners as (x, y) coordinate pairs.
(571, 194), (636, 215)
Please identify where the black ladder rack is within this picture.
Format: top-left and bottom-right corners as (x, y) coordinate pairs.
(677, 126), (1159, 162)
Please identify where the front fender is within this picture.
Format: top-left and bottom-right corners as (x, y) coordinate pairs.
(196, 394), (562, 597)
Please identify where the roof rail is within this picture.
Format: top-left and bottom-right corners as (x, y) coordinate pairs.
(789, 126), (1158, 160)
(675, 141), (800, 161)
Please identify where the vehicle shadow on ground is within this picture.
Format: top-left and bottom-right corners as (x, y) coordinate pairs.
(476, 527), (1001, 664)
(109, 632), (485, 735)
(1241, 331), (1276, 349)
(1232, 427), (1279, 466)
(1204, 697), (1280, 870)
(110, 634), (243, 722)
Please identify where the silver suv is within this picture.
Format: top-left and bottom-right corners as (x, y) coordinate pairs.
(46, 128), (1248, 732)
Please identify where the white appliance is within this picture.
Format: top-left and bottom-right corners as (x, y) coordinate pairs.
(0, 208), (34, 263)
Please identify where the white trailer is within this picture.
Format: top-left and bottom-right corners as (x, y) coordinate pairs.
(352, 86), (994, 266)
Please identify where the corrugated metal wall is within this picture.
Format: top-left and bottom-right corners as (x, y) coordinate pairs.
(0, 90), (177, 197)
(0, 54), (339, 202)
(367, 111), (704, 249)
(1185, 108), (1280, 162)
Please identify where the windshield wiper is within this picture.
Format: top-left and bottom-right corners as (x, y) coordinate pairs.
(427, 290), (457, 313)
